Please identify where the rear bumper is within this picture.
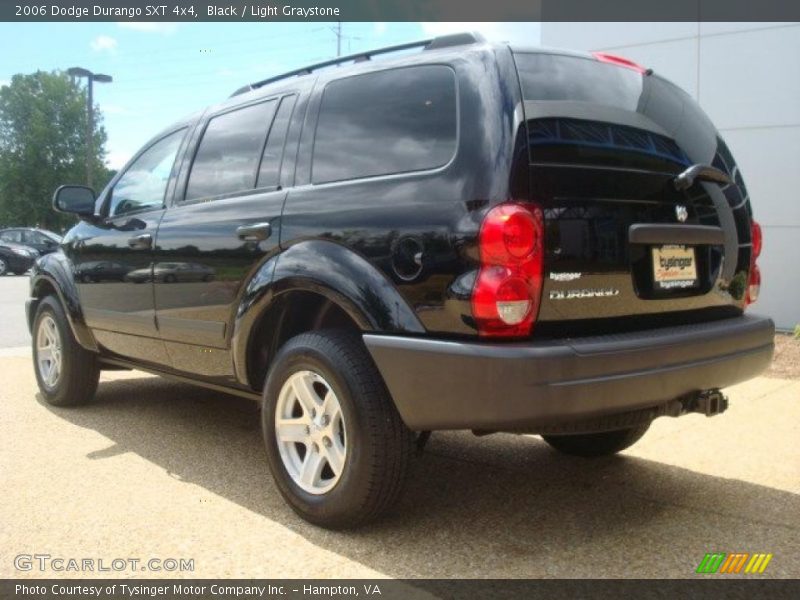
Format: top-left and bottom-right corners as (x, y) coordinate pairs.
(364, 314), (774, 430)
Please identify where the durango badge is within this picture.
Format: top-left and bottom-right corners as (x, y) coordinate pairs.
(549, 288), (620, 300)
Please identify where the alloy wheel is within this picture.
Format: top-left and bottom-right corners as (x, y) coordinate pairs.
(36, 315), (62, 389)
(274, 370), (347, 495)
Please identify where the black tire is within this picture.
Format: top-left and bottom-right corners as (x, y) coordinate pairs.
(262, 329), (414, 529)
(542, 423), (651, 458)
(32, 296), (100, 407)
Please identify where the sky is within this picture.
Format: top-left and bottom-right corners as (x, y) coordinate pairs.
(0, 21), (541, 170)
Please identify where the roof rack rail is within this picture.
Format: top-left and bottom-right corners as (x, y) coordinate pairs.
(230, 32), (485, 97)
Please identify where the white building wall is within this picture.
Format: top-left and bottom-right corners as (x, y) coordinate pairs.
(541, 23), (800, 330)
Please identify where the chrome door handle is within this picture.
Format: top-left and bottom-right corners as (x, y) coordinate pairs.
(128, 233), (152, 249)
(236, 222), (272, 242)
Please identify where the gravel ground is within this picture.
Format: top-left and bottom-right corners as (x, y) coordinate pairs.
(766, 333), (800, 379)
(1, 355), (798, 580)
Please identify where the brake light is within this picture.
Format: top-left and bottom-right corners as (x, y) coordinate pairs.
(751, 220), (762, 259)
(746, 220), (763, 306)
(472, 203), (544, 337)
(592, 51), (647, 74)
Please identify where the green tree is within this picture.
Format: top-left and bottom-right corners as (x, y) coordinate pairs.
(0, 71), (113, 231)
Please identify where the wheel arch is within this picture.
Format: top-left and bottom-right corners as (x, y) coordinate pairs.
(232, 240), (425, 391)
(28, 255), (98, 352)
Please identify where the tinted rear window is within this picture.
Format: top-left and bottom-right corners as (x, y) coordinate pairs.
(312, 65), (457, 184)
(514, 53), (643, 111)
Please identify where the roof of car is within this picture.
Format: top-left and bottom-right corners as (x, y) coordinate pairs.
(145, 32), (498, 153)
(230, 32), (490, 99)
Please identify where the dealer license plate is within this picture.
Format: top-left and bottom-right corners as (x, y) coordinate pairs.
(652, 245), (698, 290)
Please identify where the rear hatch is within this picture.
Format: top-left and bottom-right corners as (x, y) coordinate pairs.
(512, 50), (754, 336)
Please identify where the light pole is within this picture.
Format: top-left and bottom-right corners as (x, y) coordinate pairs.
(67, 67), (112, 188)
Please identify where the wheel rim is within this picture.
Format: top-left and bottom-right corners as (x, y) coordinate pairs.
(36, 315), (62, 389)
(0, 258), (7, 275)
(275, 370), (347, 495)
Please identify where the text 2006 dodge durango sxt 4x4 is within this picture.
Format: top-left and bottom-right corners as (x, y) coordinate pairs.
(28, 33), (774, 528)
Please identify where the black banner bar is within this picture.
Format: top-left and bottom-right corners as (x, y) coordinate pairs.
(4, 0), (800, 22)
(4, 579), (800, 600)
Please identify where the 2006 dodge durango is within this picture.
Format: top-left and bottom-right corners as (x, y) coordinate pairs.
(27, 33), (774, 528)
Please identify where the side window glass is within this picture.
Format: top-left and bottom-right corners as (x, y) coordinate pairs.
(2, 231), (22, 243)
(257, 95), (296, 189)
(186, 99), (278, 201)
(312, 66), (457, 184)
(109, 130), (184, 217)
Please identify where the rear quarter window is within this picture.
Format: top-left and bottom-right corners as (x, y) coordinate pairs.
(312, 65), (457, 184)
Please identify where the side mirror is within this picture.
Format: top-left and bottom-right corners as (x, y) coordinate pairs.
(53, 185), (96, 217)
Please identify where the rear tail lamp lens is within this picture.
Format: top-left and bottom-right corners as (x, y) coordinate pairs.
(472, 203), (544, 338)
(745, 220), (762, 307)
(746, 264), (761, 305)
(751, 221), (762, 259)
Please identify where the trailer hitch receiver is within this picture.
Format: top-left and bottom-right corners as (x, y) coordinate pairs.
(692, 389), (729, 417)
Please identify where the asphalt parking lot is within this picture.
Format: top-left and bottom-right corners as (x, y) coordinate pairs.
(0, 276), (798, 579)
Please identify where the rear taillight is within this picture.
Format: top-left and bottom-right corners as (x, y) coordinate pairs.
(472, 203), (544, 338)
(751, 220), (762, 260)
(591, 51), (647, 74)
(746, 264), (761, 305)
(746, 220), (763, 306)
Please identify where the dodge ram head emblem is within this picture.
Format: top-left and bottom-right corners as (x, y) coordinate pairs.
(675, 205), (689, 222)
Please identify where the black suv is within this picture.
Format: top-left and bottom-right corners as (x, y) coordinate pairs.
(28, 34), (774, 528)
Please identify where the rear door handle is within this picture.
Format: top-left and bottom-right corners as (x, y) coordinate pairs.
(128, 233), (152, 250)
(236, 222), (272, 242)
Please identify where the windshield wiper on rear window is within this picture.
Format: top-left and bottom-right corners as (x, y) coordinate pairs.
(673, 163), (731, 191)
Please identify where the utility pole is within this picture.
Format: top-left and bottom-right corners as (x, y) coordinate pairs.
(328, 21), (342, 57)
(67, 67), (112, 188)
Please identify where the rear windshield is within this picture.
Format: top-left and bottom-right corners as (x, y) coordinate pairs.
(513, 52), (698, 172)
(514, 52), (643, 111)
